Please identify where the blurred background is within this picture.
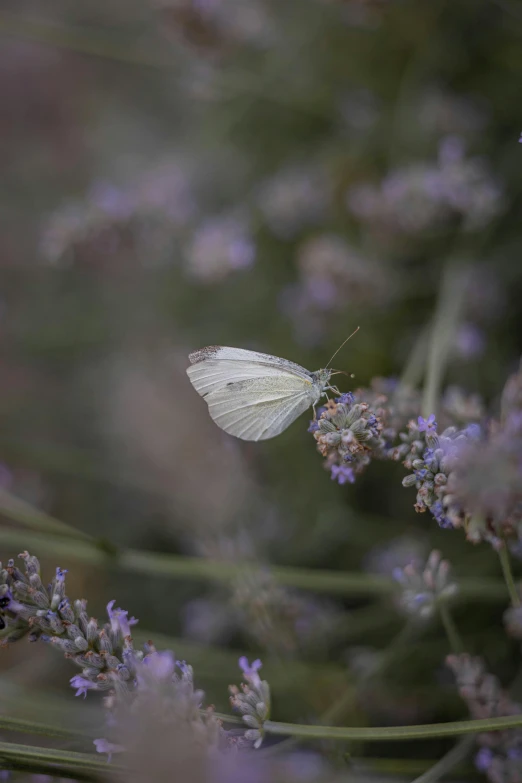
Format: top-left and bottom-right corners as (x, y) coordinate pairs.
(1, 0), (522, 776)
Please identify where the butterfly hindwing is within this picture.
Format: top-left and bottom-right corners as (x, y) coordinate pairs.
(205, 378), (313, 441)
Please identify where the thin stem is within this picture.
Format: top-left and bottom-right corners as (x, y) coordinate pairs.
(0, 740), (114, 780)
(0, 527), (510, 602)
(353, 755), (474, 779)
(0, 711), (241, 736)
(0, 489), (91, 541)
(399, 322), (432, 392)
(410, 735), (475, 783)
(0, 715), (88, 742)
(498, 544), (521, 607)
(263, 713), (522, 742)
(422, 263), (467, 419)
(261, 623), (414, 758)
(438, 603), (465, 654)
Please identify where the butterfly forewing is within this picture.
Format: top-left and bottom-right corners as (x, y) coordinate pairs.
(188, 346), (312, 379)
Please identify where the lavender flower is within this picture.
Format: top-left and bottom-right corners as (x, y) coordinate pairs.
(257, 165), (330, 239)
(185, 213), (256, 282)
(347, 136), (504, 235)
(40, 159), (197, 267)
(447, 654), (522, 783)
(400, 420), (482, 533)
(417, 414), (437, 433)
(393, 550), (458, 618)
(311, 394), (386, 482)
(238, 656), (263, 688)
(330, 464), (355, 485)
(2, 550), (279, 765)
(229, 656), (270, 749)
(92, 737), (125, 763)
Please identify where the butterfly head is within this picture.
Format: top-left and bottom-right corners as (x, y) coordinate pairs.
(314, 368), (333, 390)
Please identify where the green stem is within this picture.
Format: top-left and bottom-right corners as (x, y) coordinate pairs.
(410, 735), (475, 783)
(0, 715), (88, 741)
(354, 755), (474, 779)
(438, 603), (465, 654)
(0, 711), (240, 737)
(263, 713), (522, 742)
(422, 263), (467, 419)
(399, 322), (432, 392)
(0, 527), (510, 602)
(0, 740), (114, 780)
(0, 489), (90, 541)
(498, 544), (521, 607)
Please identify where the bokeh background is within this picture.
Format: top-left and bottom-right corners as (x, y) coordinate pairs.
(1, 0), (522, 776)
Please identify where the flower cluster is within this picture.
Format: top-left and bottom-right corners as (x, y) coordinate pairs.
(307, 368), (522, 553)
(185, 212), (256, 282)
(99, 646), (226, 764)
(397, 366), (522, 548)
(310, 378), (434, 481)
(311, 393), (386, 484)
(229, 657), (271, 749)
(1, 551), (143, 700)
(0, 550), (271, 763)
(40, 160), (196, 266)
(447, 654), (522, 783)
(392, 550), (458, 618)
(347, 136), (504, 235)
(399, 419), (482, 532)
(446, 368), (522, 549)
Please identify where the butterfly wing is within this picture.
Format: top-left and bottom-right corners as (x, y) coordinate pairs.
(204, 377), (314, 441)
(186, 347), (318, 441)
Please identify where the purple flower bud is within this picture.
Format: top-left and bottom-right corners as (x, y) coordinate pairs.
(417, 414), (437, 433)
(330, 464), (355, 485)
(336, 393), (355, 405)
(239, 656), (263, 687)
(141, 650), (175, 681)
(93, 738), (125, 763)
(70, 675), (99, 698)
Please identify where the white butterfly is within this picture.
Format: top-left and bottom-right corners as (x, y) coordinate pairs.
(186, 334), (357, 441)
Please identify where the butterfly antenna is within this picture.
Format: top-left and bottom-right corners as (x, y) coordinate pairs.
(326, 327), (360, 369)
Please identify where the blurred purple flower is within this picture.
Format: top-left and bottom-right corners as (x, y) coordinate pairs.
(141, 650), (176, 681)
(257, 166), (329, 239)
(107, 600), (138, 638)
(70, 675), (99, 698)
(454, 322), (485, 359)
(330, 464), (355, 485)
(186, 213), (255, 282)
(93, 737), (125, 763)
(417, 414), (437, 432)
(347, 137), (503, 234)
(239, 656), (263, 687)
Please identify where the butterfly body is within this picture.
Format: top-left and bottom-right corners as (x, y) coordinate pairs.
(186, 346), (333, 441)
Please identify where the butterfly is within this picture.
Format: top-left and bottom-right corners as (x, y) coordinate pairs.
(186, 330), (358, 441)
